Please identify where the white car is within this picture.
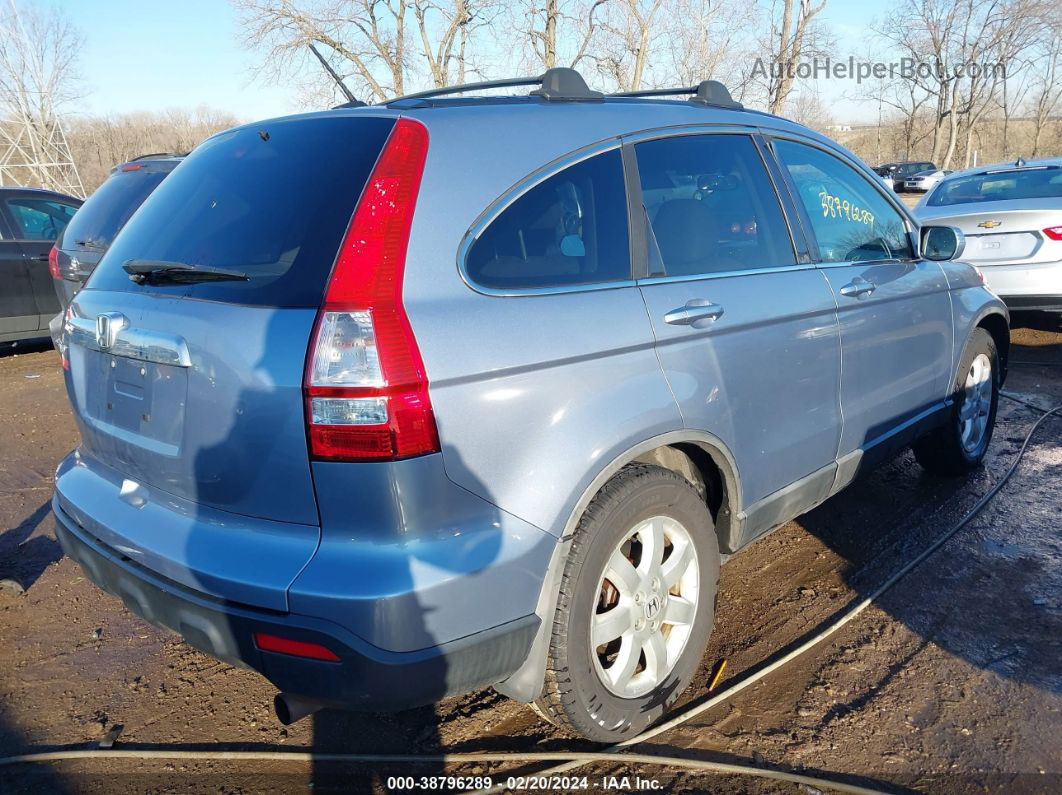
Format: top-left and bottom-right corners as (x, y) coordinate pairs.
(916, 158), (1062, 313)
(904, 169), (951, 192)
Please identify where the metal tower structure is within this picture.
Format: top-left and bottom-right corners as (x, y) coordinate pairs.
(0, 0), (85, 197)
(0, 113), (85, 197)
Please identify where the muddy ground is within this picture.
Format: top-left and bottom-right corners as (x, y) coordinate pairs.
(1, 314), (1060, 794)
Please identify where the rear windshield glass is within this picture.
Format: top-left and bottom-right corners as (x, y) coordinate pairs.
(86, 116), (395, 307)
(62, 168), (170, 251)
(927, 167), (1062, 206)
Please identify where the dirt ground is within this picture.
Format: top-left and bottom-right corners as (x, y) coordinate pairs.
(1, 312), (1060, 794)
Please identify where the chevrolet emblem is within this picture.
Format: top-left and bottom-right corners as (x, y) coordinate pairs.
(977, 220), (1002, 229)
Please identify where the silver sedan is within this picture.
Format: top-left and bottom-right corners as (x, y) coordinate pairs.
(915, 158), (1062, 312)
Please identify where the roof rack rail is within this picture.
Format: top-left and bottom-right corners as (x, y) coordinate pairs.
(612, 80), (743, 109)
(384, 67), (603, 105)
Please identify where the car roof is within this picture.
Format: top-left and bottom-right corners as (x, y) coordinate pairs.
(111, 154), (185, 174)
(0, 186), (83, 203)
(198, 69), (883, 203)
(940, 156), (1062, 182)
(224, 94), (845, 166)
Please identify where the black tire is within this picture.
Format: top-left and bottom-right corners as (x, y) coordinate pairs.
(913, 327), (999, 476)
(533, 464), (720, 742)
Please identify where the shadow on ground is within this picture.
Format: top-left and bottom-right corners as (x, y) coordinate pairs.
(0, 501), (61, 593)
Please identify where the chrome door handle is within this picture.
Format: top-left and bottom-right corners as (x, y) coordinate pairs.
(664, 299), (725, 326)
(839, 278), (876, 298)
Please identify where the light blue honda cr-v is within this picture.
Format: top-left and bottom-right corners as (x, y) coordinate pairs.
(54, 69), (1008, 741)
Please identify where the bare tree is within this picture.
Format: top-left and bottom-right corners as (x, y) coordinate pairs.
(519, 0), (606, 72)
(1025, 9), (1062, 157)
(954, 0), (1045, 167)
(856, 72), (935, 161)
(592, 0), (662, 92)
(0, 0), (84, 193)
(235, 0), (406, 101)
(664, 0), (758, 96)
(875, 0), (962, 166)
(873, 0), (1048, 169)
(787, 87), (834, 131)
(234, 0), (497, 103)
(763, 0), (828, 115)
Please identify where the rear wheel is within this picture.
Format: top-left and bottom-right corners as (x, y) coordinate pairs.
(533, 464), (719, 742)
(913, 328), (998, 475)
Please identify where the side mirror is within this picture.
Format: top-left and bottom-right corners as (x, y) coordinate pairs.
(921, 225), (966, 261)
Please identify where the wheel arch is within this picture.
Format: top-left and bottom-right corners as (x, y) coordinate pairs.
(568, 430), (743, 543)
(975, 309), (1010, 385)
(495, 430), (742, 703)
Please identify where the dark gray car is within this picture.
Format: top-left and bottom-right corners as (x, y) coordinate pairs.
(0, 187), (81, 344)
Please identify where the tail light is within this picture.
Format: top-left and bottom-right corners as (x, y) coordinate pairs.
(304, 119), (439, 462)
(48, 245), (61, 279)
(1043, 226), (1062, 241)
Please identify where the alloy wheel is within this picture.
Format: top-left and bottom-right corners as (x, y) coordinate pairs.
(959, 352), (993, 453)
(591, 515), (700, 698)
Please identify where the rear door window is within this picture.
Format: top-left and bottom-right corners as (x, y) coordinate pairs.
(86, 116), (396, 307)
(465, 149), (630, 290)
(635, 133), (796, 276)
(773, 139), (913, 263)
(4, 197), (78, 241)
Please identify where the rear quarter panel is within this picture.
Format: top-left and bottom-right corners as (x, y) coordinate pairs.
(401, 106), (693, 538)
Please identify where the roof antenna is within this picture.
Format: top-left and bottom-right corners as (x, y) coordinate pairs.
(1015, 156), (1026, 167)
(307, 43), (365, 107)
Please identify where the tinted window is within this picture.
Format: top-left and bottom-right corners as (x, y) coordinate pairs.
(465, 150), (630, 289)
(927, 167), (1062, 206)
(87, 116), (395, 307)
(62, 167), (171, 252)
(5, 197), (78, 240)
(635, 134), (795, 277)
(774, 140), (913, 263)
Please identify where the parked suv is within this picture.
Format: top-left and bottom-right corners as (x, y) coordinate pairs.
(54, 70), (1008, 742)
(50, 154), (184, 313)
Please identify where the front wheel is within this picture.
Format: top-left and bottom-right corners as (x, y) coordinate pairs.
(533, 464), (719, 742)
(913, 328), (999, 475)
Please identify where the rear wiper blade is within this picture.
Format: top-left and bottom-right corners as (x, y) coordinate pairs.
(122, 259), (249, 284)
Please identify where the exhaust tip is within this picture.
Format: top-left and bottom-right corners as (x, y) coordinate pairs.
(274, 692), (323, 726)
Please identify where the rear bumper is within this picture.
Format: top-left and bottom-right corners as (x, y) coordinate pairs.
(54, 499), (539, 711)
(1001, 295), (1062, 312)
(973, 260), (1061, 311)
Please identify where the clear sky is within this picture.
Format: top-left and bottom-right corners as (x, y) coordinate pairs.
(42, 0), (295, 121)
(42, 0), (891, 124)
